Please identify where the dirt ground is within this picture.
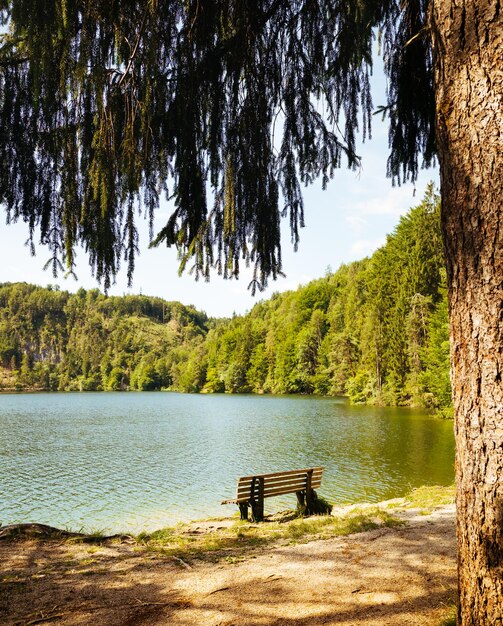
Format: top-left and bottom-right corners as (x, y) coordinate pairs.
(0, 505), (457, 626)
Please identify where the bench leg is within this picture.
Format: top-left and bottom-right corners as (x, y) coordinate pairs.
(257, 498), (264, 521)
(297, 489), (318, 515)
(251, 498), (264, 522)
(239, 503), (249, 521)
(249, 476), (265, 522)
(296, 491), (306, 508)
(305, 489), (318, 515)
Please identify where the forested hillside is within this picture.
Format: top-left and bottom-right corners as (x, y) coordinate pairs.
(0, 186), (450, 412)
(176, 185), (451, 412)
(0, 286), (210, 392)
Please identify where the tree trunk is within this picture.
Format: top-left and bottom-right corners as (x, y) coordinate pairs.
(430, 1), (502, 624)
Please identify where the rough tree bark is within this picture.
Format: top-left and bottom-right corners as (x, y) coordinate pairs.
(430, 1), (502, 623)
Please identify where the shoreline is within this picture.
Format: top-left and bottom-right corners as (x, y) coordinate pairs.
(0, 386), (452, 416)
(0, 486), (456, 541)
(0, 484), (456, 542)
(0, 491), (457, 625)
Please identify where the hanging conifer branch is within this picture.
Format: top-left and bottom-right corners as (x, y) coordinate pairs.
(0, 1), (435, 290)
(117, 7), (149, 88)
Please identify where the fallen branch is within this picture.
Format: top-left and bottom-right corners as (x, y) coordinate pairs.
(23, 613), (66, 626)
(17, 598), (189, 625)
(263, 576), (283, 583)
(207, 586), (230, 595)
(172, 556), (193, 569)
(0, 523), (134, 543)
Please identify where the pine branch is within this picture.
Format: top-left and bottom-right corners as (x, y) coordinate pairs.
(0, 56), (29, 67)
(117, 8), (150, 88)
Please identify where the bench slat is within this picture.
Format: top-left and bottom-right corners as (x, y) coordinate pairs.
(236, 476), (322, 497)
(265, 477), (322, 493)
(236, 474), (322, 493)
(244, 482), (321, 499)
(222, 496), (256, 505)
(261, 483), (318, 498)
(260, 473), (321, 487)
(236, 469), (323, 488)
(224, 480), (322, 504)
(237, 467), (323, 481)
(236, 471), (322, 494)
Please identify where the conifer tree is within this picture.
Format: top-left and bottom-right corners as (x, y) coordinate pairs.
(0, 2), (501, 622)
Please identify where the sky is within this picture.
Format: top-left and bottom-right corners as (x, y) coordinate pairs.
(0, 59), (439, 318)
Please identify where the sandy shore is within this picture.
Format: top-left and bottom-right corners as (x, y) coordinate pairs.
(0, 502), (457, 626)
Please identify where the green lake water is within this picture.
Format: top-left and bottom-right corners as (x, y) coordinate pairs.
(0, 392), (454, 533)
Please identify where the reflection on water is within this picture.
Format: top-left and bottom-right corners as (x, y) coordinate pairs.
(0, 392), (454, 533)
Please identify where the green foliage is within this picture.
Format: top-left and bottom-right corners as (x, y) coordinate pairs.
(402, 484), (456, 512)
(0, 189), (451, 409)
(0, 1), (434, 292)
(135, 507), (403, 562)
(419, 291), (452, 410)
(104, 366), (126, 391)
(346, 371), (377, 404)
(438, 612), (457, 626)
(296, 495), (333, 518)
(0, 282), (209, 392)
(161, 186), (450, 409)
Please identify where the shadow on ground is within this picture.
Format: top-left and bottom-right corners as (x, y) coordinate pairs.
(0, 512), (457, 626)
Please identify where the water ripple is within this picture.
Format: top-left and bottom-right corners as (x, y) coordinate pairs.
(0, 392), (454, 532)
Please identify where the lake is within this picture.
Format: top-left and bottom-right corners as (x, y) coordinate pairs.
(0, 392), (454, 533)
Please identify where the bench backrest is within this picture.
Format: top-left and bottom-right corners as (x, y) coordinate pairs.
(234, 467), (323, 503)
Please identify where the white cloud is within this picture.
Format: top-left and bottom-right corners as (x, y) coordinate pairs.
(350, 238), (386, 257)
(352, 185), (420, 217)
(345, 215), (368, 232)
(279, 273), (313, 291)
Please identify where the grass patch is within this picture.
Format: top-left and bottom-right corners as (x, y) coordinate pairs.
(135, 507), (403, 563)
(296, 495), (333, 517)
(0, 576), (27, 586)
(65, 529), (109, 544)
(402, 485), (455, 513)
(437, 604), (457, 625)
(437, 407), (454, 420)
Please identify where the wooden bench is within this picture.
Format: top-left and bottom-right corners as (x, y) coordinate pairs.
(221, 467), (324, 522)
